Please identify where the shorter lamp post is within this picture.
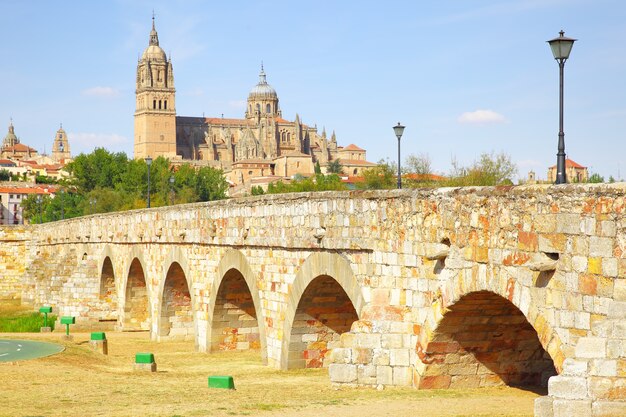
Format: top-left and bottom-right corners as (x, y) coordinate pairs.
(169, 175), (175, 205)
(547, 30), (576, 184)
(60, 189), (65, 220)
(89, 198), (96, 215)
(145, 156), (153, 208)
(36, 195), (42, 223)
(393, 122), (405, 189)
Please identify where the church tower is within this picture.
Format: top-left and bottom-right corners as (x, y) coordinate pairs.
(134, 16), (176, 159)
(51, 124), (71, 163)
(245, 65), (281, 120)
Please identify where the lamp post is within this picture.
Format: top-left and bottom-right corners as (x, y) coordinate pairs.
(60, 189), (65, 220)
(393, 122), (405, 189)
(547, 30), (576, 184)
(90, 198), (96, 215)
(145, 156), (153, 208)
(36, 195), (42, 224)
(169, 175), (175, 206)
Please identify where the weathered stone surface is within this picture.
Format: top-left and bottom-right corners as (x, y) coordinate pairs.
(1, 184), (625, 417)
(548, 376), (587, 400)
(552, 399), (591, 417)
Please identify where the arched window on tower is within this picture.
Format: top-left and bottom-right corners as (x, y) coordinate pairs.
(164, 100), (167, 110)
(266, 104), (271, 114)
(256, 104), (260, 113)
(159, 100), (162, 110)
(153, 100), (156, 109)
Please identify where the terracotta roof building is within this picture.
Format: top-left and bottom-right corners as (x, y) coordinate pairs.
(547, 158), (588, 183)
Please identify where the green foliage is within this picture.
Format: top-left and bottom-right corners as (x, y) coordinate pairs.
(0, 311), (57, 332)
(327, 159), (343, 174)
(609, 176), (616, 183)
(445, 152), (517, 186)
(587, 173), (604, 183)
(21, 149), (229, 223)
(251, 185), (265, 196)
(35, 175), (58, 184)
(266, 174), (347, 194)
(314, 161), (322, 174)
(358, 161), (396, 190)
(404, 153), (432, 175)
(0, 169), (10, 181)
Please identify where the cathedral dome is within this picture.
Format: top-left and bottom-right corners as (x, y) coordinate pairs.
(142, 44), (167, 61)
(2, 121), (19, 148)
(248, 67), (277, 99)
(141, 17), (167, 62)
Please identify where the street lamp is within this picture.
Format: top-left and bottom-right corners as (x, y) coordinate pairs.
(60, 189), (65, 220)
(145, 156), (153, 208)
(393, 122), (405, 189)
(169, 175), (175, 205)
(547, 30), (576, 184)
(90, 198), (96, 215)
(36, 195), (42, 224)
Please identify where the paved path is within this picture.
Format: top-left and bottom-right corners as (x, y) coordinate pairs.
(0, 339), (64, 362)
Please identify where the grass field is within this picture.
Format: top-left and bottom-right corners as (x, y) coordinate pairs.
(0, 331), (541, 417)
(0, 299), (57, 332)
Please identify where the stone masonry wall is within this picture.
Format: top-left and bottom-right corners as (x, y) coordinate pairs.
(1, 184), (624, 417)
(0, 226), (31, 300)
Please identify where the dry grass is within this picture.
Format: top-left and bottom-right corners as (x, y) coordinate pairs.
(0, 331), (541, 417)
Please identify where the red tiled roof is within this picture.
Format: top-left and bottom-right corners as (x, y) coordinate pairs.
(2, 143), (37, 153)
(341, 144), (365, 151)
(0, 159), (16, 166)
(335, 159), (376, 167)
(549, 158), (586, 169)
(0, 186), (56, 195)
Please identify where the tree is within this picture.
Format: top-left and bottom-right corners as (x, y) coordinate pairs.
(445, 152), (517, 186)
(314, 161), (322, 175)
(404, 153), (432, 175)
(588, 173), (604, 183)
(251, 185), (265, 195)
(195, 166), (228, 201)
(65, 148), (128, 192)
(609, 176), (616, 183)
(0, 169), (10, 181)
(327, 159), (343, 174)
(358, 160), (395, 190)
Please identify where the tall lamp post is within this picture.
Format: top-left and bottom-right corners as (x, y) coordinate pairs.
(60, 189), (65, 220)
(393, 122), (405, 189)
(547, 30), (576, 184)
(36, 195), (42, 224)
(145, 156), (153, 208)
(169, 175), (175, 206)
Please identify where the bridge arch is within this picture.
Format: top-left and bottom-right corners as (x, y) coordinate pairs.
(281, 252), (364, 370)
(416, 266), (562, 390)
(207, 249), (266, 363)
(155, 247), (197, 344)
(120, 250), (152, 332)
(97, 245), (118, 322)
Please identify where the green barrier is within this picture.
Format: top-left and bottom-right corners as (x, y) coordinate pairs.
(60, 316), (75, 336)
(91, 332), (106, 341)
(208, 375), (235, 390)
(39, 306), (52, 328)
(135, 353), (155, 364)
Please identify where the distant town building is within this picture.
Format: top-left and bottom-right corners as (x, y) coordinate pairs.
(1, 120), (39, 161)
(0, 182), (56, 225)
(547, 158), (588, 183)
(133, 17), (373, 193)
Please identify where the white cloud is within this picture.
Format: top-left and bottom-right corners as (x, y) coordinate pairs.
(68, 132), (128, 153)
(458, 109), (506, 124)
(82, 86), (121, 98)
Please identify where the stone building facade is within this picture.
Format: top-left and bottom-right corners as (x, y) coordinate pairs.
(1, 184), (625, 416)
(133, 19), (373, 186)
(548, 158), (589, 183)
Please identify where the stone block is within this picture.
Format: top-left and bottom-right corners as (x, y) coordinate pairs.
(576, 337), (606, 359)
(381, 333), (403, 349)
(589, 237), (614, 258)
(562, 358), (588, 376)
(328, 364), (357, 383)
(376, 365), (393, 385)
(556, 214), (581, 234)
(356, 333), (381, 349)
(534, 396), (554, 417)
(548, 375), (588, 399)
(614, 279), (626, 302)
(89, 339), (108, 355)
(357, 364), (377, 385)
(389, 349), (410, 367)
(552, 399), (591, 417)
(592, 401), (626, 417)
(329, 348), (351, 364)
(590, 360), (617, 377)
(392, 366), (412, 386)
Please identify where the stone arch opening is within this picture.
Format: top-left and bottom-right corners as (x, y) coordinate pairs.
(288, 275), (359, 369)
(99, 256), (117, 321)
(123, 258), (150, 331)
(160, 262), (194, 340)
(210, 268), (261, 352)
(418, 290), (557, 390)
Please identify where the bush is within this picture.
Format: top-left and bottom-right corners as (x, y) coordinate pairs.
(0, 311), (57, 332)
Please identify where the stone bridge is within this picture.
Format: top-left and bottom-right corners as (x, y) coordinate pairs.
(1, 184), (625, 416)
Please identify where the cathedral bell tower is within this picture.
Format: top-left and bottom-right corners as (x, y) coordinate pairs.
(51, 124), (71, 163)
(245, 65), (281, 120)
(134, 16), (177, 159)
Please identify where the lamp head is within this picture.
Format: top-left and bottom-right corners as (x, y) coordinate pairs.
(393, 122), (405, 140)
(548, 30), (576, 61)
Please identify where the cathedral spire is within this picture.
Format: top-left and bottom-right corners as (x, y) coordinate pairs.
(258, 62), (267, 85)
(149, 13), (159, 46)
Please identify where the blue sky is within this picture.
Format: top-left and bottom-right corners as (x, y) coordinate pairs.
(1, 0), (625, 180)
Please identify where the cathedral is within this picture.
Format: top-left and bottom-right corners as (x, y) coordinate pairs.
(134, 18), (373, 189)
